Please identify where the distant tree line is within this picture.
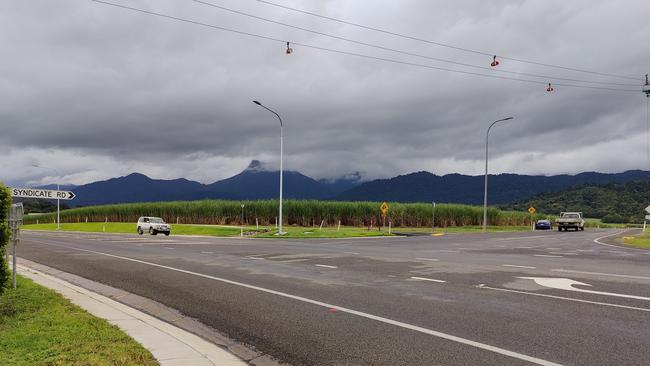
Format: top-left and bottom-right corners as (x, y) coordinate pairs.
(502, 180), (650, 223)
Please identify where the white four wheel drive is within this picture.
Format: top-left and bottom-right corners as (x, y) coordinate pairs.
(137, 216), (171, 236)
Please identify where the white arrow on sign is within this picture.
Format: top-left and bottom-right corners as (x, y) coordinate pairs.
(10, 187), (76, 200)
(645, 205), (650, 214)
(518, 277), (650, 301)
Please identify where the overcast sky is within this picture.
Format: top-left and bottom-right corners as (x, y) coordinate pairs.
(1, 0), (649, 186)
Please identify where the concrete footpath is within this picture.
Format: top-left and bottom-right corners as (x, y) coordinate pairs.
(14, 259), (247, 366)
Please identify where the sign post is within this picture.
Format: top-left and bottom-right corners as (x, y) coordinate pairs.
(432, 202), (436, 233)
(380, 202), (389, 231)
(528, 206), (536, 231)
(8, 203), (24, 289)
(10, 187), (75, 230)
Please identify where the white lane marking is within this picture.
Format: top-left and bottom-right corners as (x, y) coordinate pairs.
(31, 240), (562, 366)
(478, 285), (650, 313)
(552, 269), (650, 281)
(164, 247), (174, 250)
(415, 257), (439, 262)
(545, 248), (561, 250)
(534, 254), (563, 258)
(315, 264), (337, 269)
(344, 252), (360, 255)
(502, 265), (536, 269)
(593, 229), (642, 250)
(410, 276), (446, 283)
(575, 249), (593, 252)
(246, 256), (265, 260)
(201, 251), (214, 254)
(515, 246), (534, 249)
(497, 235), (549, 241)
(519, 277), (650, 301)
(428, 250), (459, 253)
(548, 252), (579, 256)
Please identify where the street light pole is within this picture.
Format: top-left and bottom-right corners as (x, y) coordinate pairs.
(483, 117), (514, 233)
(253, 100), (285, 235)
(32, 163), (61, 231)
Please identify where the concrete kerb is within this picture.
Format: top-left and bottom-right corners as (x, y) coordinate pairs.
(14, 258), (286, 366)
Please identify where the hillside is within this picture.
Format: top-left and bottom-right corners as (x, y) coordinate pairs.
(27, 162), (650, 208)
(503, 180), (650, 223)
(336, 170), (650, 204)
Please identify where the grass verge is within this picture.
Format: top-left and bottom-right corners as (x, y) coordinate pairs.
(0, 275), (158, 366)
(620, 233), (650, 249)
(22, 222), (537, 238)
(22, 223), (243, 237)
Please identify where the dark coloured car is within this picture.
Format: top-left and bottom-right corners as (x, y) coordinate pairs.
(535, 219), (552, 230)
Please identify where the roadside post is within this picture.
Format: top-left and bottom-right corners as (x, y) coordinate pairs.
(380, 202), (389, 231)
(241, 204), (245, 237)
(644, 205), (650, 233)
(8, 203), (24, 289)
(528, 207), (536, 231)
(432, 202), (436, 233)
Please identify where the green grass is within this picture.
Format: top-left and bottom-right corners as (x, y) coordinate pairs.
(0, 275), (158, 366)
(22, 223), (244, 237)
(22, 222), (538, 238)
(621, 233), (650, 249)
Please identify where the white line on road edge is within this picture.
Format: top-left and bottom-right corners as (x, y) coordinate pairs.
(502, 265), (536, 269)
(344, 252), (360, 255)
(552, 269), (650, 281)
(315, 264), (337, 269)
(246, 256), (265, 260)
(593, 229), (642, 250)
(34, 241), (562, 366)
(477, 285), (650, 313)
(415, 258), (439, 262)
(201, 251), (214, 254)
(534, 255), (563, 258)
(410, 276), (446, 283)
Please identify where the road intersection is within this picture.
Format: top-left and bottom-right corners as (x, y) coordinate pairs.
(17, 229), (650, 365)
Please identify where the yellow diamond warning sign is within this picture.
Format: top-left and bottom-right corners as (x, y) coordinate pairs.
(380, 202), (389, 216)
(528, 207), (536, 214)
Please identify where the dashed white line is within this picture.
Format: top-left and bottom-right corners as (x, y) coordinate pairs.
(246, 256), (265, 260)
(502, 264), (536, 269)
(415, 257), (439, 262)
(31, 240), (563, 366)
(534, 254), (563, 258)
(315, 264), (337, 269)
(201, 251), (214, 254)
(410, 276), (446, 283)
(516, 246), (534, 249)
(344, 252), (360, 255)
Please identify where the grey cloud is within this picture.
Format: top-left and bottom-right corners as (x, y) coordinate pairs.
(1, 0), (649, 186)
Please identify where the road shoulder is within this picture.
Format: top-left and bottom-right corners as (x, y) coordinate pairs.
(16, 258), (249, 366)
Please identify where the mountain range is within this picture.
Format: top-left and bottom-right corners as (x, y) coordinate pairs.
(31, 160), (650, 207)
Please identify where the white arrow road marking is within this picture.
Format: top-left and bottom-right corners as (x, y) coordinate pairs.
(518, 277), (650, 301)
(551, 269), (650, 281)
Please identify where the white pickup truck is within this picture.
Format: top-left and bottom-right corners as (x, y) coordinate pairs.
(555, 212), (585, 231)
(137, 216), (171, 236)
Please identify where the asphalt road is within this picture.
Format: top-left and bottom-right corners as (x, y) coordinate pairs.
(16, 228), (650, 366)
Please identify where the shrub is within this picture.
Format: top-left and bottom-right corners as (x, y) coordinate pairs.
(0, 183), (11, 294)
(601, 213), (629, 224)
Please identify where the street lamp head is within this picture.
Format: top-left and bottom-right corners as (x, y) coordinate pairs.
(253, 100), (261, 106)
